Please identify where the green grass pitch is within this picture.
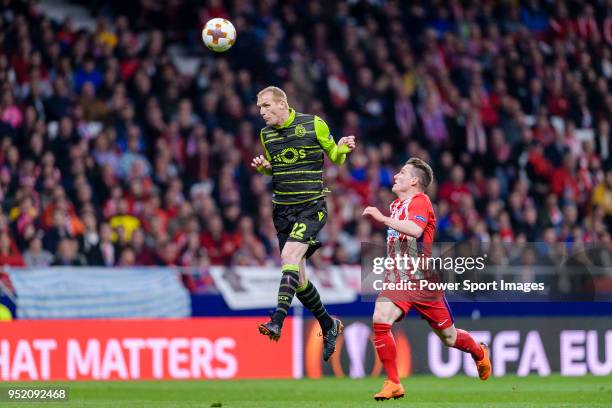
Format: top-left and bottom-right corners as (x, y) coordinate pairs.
(6, 375), (611, 408)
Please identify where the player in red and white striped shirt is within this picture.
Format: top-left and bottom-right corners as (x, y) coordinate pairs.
(363, 157), (491, 401)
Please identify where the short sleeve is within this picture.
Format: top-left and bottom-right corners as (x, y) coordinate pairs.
(407, 195), (429, 229)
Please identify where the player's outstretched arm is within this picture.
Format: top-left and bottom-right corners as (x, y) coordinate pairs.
(314, 116), (355, 165)
(251, 155), (272, 175)
(362, 207), (424, 238)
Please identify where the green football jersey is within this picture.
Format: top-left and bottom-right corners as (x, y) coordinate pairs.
(257, 109), (350, 205)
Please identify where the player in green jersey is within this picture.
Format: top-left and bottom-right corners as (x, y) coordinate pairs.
(251, 86), (356, 361)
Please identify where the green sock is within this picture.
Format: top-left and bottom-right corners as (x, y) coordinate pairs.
(297, 279), (334, 332)
(271, 264), (300, 326)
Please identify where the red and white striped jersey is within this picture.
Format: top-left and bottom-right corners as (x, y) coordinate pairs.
(386, 192), (436, 281)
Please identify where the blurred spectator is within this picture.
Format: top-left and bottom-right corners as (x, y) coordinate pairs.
(23, 232), (54, 267)
(131, 227), (155, 265)
(78, 211), (104, 265)
(118, 247), (136, 266)
(0, 231), (24, 266)
(109, 198), (141, 242)
(73, 56), (102, 93)
(98, 223), (117, 266)
(52, 238), (86, 266)
(42, 209), (75, 253)
(592, 169), (612, 219)
(201, 215), (239, 265)
(439, 165), (470, 207)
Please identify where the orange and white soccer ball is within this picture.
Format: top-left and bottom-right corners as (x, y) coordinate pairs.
(202, 18), (236, 52)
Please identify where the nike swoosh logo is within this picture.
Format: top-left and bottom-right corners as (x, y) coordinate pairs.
(437, 319), (448, 327)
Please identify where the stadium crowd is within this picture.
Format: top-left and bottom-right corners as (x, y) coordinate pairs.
(0, 0), (610, 281)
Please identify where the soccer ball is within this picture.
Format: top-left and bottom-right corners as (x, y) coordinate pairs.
(202, 18), (236, 52)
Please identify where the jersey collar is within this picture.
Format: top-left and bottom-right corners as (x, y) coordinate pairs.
(273, 108), (295, 129)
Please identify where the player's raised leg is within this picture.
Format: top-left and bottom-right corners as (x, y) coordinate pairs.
(372, 299), (405, 401)
(432, 325), (491, 380)
(295, 258), (342, 361)
(258, 241), (308, 341)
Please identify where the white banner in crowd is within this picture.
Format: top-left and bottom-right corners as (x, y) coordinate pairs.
(6, 267), (190, 319)
(210, 266), (360, 310)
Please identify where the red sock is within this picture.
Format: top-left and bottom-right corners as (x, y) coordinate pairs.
(452, 328), (484, 361)
(373, 323), (399, 384)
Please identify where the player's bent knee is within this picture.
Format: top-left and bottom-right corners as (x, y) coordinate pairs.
(280, 250), (300, 265)
(281, 243), (307, 265)
(372, 310), (387, 324)
(281, 254), (299, 266)
(372, 305), (398, 325)
(440, 335), (455, 347)
(435, 327), (457, 347)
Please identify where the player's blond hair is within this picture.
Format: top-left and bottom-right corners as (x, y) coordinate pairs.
(406, 157), (433, 189)
(257, 86), (288, 103)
